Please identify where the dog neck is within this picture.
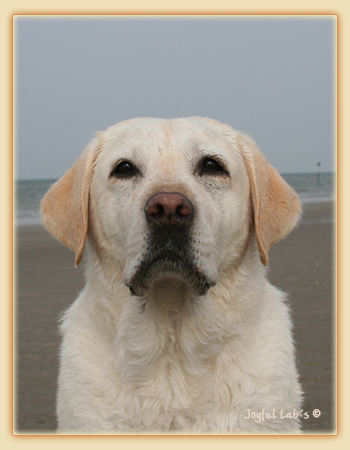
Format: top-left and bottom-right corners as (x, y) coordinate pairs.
(82, 236), (267, 388)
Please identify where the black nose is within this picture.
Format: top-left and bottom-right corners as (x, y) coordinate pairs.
(145, 192), (194, 228)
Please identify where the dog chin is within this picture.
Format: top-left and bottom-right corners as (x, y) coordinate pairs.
(125, 254), (216, 297)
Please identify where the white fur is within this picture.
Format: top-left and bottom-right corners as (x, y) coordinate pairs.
(45, 118), (302, 433)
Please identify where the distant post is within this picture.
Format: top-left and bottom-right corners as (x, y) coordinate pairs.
(317, 162), (321, 185)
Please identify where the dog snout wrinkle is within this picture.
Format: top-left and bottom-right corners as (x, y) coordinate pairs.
(145, 192), (193, 228)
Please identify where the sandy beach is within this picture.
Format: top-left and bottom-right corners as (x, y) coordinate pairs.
(14, 201), (335, 434)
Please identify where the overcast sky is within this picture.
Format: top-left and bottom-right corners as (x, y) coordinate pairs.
(15, 16), (335, 180)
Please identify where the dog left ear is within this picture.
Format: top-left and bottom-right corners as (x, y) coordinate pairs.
(238, 134), (301, 266)
(41, 137), (103, 266)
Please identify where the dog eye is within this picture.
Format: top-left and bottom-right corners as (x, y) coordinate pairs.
(200, 158), (225, 174)
(110, 161), (137, 178)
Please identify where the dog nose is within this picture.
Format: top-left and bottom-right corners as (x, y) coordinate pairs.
(145, 192), (193, 228)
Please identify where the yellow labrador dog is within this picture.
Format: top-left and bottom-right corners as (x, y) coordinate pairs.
(41, 117), (302, 433)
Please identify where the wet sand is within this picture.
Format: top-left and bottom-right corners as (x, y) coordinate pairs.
(14, 201), (335, 433)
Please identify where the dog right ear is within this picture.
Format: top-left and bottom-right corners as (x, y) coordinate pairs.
(40, 137), (103, 266)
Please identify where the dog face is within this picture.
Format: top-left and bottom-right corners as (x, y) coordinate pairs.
(88, 118), (252, 296)
(41, 117), (301, 297)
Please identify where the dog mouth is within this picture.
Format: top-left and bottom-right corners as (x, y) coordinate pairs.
(126, 248), (215, 297)
(147, 251), (187, 273)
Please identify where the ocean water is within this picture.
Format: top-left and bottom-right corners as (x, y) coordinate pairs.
(15, 173), (335, 226)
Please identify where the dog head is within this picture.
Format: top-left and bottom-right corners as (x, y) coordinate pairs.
(41, 117), (301, 296)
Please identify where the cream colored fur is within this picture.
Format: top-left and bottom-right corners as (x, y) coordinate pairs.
(41, 117), (302, 433)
